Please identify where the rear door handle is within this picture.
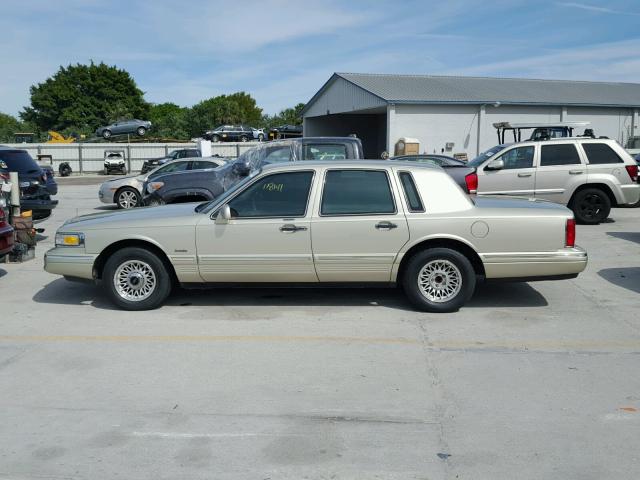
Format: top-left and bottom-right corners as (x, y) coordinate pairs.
(375, 221), (398, 230)
(517, 172), (532, 177)
(279, 224), (307, 233)
(569, 170), (584, 175)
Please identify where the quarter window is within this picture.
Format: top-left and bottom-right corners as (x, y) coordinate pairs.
(491, 146), (535, 170)
(228, 171), (313, 218)
(540, 144), (581, 166)
(399, 172), (424, 212)
(582, 143), (623, 164)
(321, 170), (395, 215)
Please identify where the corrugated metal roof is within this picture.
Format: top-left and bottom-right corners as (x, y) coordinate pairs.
(322, 73), (640, 108)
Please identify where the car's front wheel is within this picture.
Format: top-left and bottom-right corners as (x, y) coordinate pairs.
(102, 129), (112, 139)
(212, 135), (220, 143)
(571, 188), (611, 224)
(103, 247), (172, 310)
(137, 126), (146, 136)
(402, 248), (476, 313)
(116, 187), (141, 209)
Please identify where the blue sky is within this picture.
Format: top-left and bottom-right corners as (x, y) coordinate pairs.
(1, 0), (639, 117)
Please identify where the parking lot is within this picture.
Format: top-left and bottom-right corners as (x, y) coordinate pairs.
(1, 178), (639, 479)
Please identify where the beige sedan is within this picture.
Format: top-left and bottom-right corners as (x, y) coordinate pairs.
(45, 161), (587, 311)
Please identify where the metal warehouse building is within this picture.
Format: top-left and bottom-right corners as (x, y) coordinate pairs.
(302, 73), (640, 158)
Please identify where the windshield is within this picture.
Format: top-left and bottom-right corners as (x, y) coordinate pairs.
(0, 150), (41, 174)
(199, 169), (261, 214)
(468, 145), (508, 167)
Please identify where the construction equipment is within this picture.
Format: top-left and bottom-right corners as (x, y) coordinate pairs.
(493, 121), (591, 144)
(46, 131), (85, 143)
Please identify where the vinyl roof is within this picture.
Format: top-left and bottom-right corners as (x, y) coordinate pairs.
(307, 73), (640, 109)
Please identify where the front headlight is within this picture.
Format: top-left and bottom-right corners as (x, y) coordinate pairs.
(147, 181), (164, 193)
(55, 232), (85, 247)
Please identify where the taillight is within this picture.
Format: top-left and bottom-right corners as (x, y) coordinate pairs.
(625, 165), (638, 182)
(0, 172), (9, 182)
(464, 172), (478, 193)
(565, 218), (576, 247)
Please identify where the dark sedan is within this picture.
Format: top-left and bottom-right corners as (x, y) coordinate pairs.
(389, 154), (477, 193)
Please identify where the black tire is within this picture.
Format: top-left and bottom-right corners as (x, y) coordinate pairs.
(258, 133), (264, 142)
(240, 135), (248, 142)
(147, 196), (166, 207)
(136, 126), (146, 136)
(115, 187), (141, 209)
(212, 135), (220, 143)
(102, 129), (112, 139)
(571, 188), (611, 224)
(103, 167), (109, 175)
(402, 248), (476, 313)
(103, 247), (172, 310)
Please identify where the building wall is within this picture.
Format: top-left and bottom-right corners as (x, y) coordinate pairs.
(304, 77), (386, 118)
(564, 107), (635, 145)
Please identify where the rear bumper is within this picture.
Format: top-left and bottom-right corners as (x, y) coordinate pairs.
(619, 183), (640, 205)
(44, 247), (97, 280)
(481, 246), (588, 279)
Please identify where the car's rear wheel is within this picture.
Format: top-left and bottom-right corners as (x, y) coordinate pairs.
(240, 135), (248, 142)
(402, 248), (476, 313)
(571, 188), (611, 224)
(212, 135), (220, 143)
(102, 129), (112, 139)
(116, 187), (141, 209)
(103, 247), (172, 310)
(137, 126), (146, 136)
(258, 133), (264, 142)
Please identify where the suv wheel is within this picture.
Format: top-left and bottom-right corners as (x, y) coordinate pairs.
(103, 247), (172, 310)
(402, 248), (476, 313)
(116, 187), (141, 209)
(571, 188), (611, 224)
(240, 135), (248, 142)
(102, 129), (112, 139)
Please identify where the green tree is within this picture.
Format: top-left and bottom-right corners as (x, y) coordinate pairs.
(0, 112), (22, 142)
(187, 92), (263, 137)
(21, 61), (149, 136)
(261, 103), (305, 131)
(149, 102), (190, 140)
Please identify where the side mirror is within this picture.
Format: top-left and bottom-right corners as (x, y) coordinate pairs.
(485, 159), (504, 171)
(215, 204), (231, 224)
(232, 161), (251, 177)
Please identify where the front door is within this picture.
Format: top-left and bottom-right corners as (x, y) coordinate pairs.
(477, 145), (536, 197)
(311, 168), (410, 282)
(195, 171), (317, 282)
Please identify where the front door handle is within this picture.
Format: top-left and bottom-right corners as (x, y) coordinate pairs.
(279, 224), (307, 233)
(375, 221), (398, 230)
(517, 172), (532, 177)
(569, 170), (583, 175)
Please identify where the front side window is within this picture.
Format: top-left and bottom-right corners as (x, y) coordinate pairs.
(228, 171), (313, 218)
(321, 170), (395, 215)
(303, 144), (347, 160)
(152, 161), (189, 176)
(191, 160), (219, 170)
(492, 146), (535, 170)
(540, 144), (581, 166)
(582, 143), (623, 164)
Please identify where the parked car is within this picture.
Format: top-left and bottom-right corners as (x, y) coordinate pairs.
(468, 138), (640, 224)
(0, 147), (58, 222)
(103, 151), (127, 175)
(140, 148), (202, 174)
(389, 154), (477, 193)
(203, 125), (254, 143)
(141, 137), (364, 206)
(0, 207), (14, 261)
(252, 128), (265, 141)
(96, 119), (152, 139)
(268, 124), (303, 140)
(45, 160), (587, 311)
(99, 157), (227, 209)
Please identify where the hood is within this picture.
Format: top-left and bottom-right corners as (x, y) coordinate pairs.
(62, 202), (203, 230)
(473, 195), (570, 212)
(105, 174), (143, 183)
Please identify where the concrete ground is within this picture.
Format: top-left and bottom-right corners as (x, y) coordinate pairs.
(0, 180), (639, 480)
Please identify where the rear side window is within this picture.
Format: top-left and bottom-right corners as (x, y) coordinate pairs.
(582, 143), (623, 164)
(0, 150), (41, 174)
(540, 144), (581, 166)
(191, 160), (218, 170)
(321, 170), (395, 215)
(302, 144), (347, 160)
(399, 172), (424, 212)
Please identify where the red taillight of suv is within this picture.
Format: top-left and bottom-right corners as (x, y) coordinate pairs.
(464, 172), (478, 193)
(625, 164), (638, 182)
(565, 218), (576, 247)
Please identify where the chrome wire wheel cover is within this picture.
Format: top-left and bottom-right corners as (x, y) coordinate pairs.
(114, 260), (157, 301)
(118, 190), (138, 209)
(417, 259), (462, 303)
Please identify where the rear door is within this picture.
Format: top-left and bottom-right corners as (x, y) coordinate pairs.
(476, 145), (536, 196)
(311, 168), (409, 282)
(534, 141), (585, 204)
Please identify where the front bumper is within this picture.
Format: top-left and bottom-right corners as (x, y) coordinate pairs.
(481, 246), (588, 279)
(44, 247), (97, 280)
